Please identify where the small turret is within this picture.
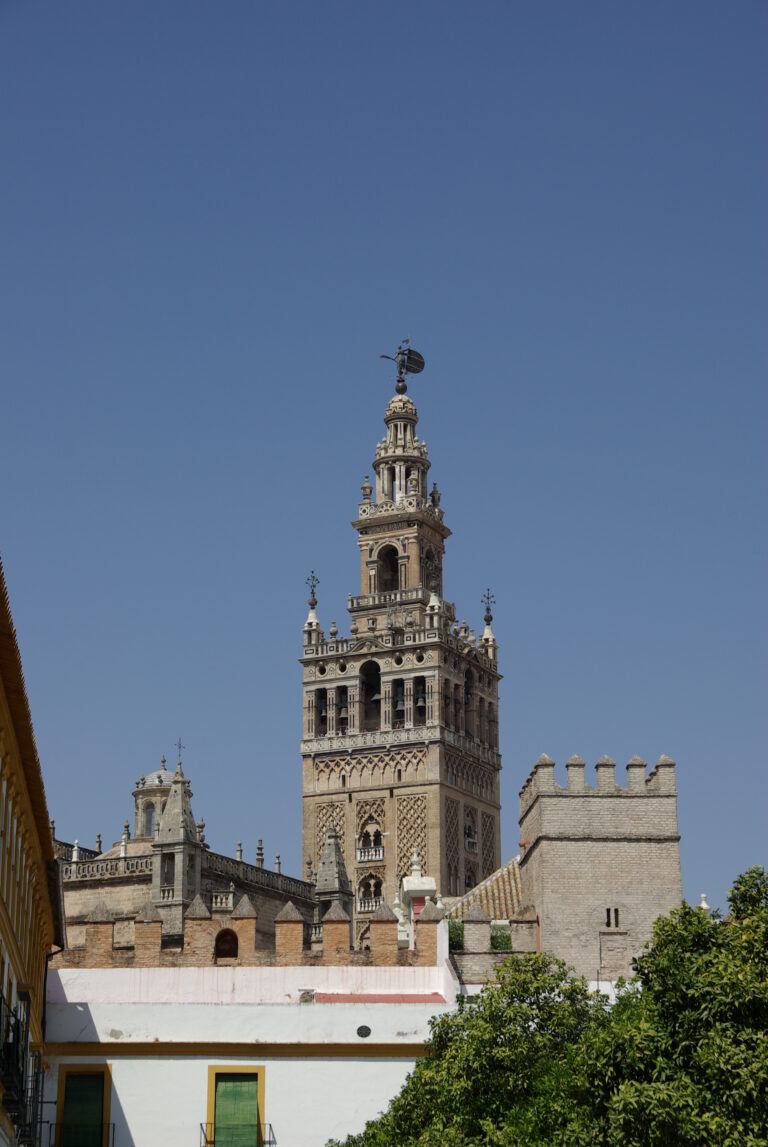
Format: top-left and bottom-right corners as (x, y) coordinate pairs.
(314, 825), (354, 944)
(151, 758), (202, 935)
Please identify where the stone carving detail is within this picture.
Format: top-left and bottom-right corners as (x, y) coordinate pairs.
(445, 748), (494, 801)
(481, 812), (495, 879)
(446, 798), (459, 871)
(315, 802), (346, 866)
(315, 747), (426, 789)
(396, 794), (427, 880)
(356, 920), (371, 946)
(355, 797), (386, 836)
(356, 865), (385, 882)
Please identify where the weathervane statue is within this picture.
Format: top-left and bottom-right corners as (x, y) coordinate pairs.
(380, 337), (425, 394)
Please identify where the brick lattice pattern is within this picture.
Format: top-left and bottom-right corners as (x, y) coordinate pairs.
(396, 794), (427, 880)
(481, 812), (495, 879)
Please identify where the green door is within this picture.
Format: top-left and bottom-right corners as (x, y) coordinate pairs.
(214, 1074), (260, 1147)
(61, 1073), (104, 1147)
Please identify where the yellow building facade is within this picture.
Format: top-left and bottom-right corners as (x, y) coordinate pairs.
(0, 558), (64, 1146)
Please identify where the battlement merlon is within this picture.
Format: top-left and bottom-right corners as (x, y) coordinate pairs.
(518, 754), (678, 819)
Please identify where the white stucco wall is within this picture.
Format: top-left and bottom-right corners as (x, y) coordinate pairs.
(44, 961), (460, 1146)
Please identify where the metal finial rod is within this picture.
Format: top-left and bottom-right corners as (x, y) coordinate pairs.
(306, 570), (319, 607)
(176, 737), (185, 765)
(482, 588), (496, 624)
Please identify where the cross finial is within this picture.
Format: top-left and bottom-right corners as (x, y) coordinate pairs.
(481, 588), (495, 625)
(306, 570), (319, 608)
(175, 737), (185, 766)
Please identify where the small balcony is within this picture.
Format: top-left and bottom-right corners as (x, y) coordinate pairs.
(357, 896), (384, 913)
(48, 1124), (115, 1146)
(356, 846), (384, 863)
(200, 1122), (276, 1146)
(464, 835), (479, 854)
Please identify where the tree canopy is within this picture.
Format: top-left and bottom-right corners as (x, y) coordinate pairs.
(328, 867), (768, 1146)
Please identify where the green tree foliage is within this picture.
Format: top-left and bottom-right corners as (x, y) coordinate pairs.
(328, 868), (768, 1147)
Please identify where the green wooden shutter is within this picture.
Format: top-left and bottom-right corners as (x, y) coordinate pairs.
(214, 1074), (260, 1146)
(62, 1073), (104, 1147)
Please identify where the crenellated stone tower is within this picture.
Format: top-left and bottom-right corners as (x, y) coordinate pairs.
(301, 359), (502, 938)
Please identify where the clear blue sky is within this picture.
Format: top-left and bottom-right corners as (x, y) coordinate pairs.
(2, 2), (765, 913)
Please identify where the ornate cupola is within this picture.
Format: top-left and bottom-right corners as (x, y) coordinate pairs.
(300, 344), (502, 945)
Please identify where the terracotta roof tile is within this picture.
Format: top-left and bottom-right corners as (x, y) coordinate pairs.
(446, 859), (524, 921)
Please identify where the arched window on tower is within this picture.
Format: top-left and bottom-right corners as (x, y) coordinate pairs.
(377, 545), (399, 593)
(464, 808), (478, 854)
(477, 696), (486, 745)
(215, 929), (238, 961)
(161, 853), (175, 888)
(358, 875), (383, 912)
(443, 682), (452, 728)
(360, 661), (381, 731)
(357, 818), (384, 862)
(144, 803), (155, 837)
(488, 703), (497, 749)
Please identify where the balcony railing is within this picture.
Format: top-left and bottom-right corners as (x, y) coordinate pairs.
(48, 1123), (115, 1146)
(200, 1122), (276, 1145)
(356, 846), (384, 863)
(357, 896), (384, 913)
(464, 836), (479, 854)
(61, 855), (152, 881)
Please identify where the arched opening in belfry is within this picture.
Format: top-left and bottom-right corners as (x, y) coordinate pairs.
(215, 929), (238, 961)
(488, 703), (497, 749)
(377, 545), (399, 593)
(316, 688), (328, 736)
(413, 676), (427, 727)
(443, 682), (452, 728)
(337, 686), (349, 733)
(464, 669), (475, 738)
(360, 661), (381, 731)
(144, 803), (155, 837)
(392, 678), (405, 727)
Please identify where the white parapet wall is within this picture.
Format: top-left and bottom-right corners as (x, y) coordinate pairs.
(44, 960), (459, 1147)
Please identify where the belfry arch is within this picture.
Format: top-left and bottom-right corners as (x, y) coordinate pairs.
(376, 544), (399, 592)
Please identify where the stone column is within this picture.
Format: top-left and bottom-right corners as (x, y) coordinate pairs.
(327, 687), (337, 736)
(404, 680), (414, 728)
(382, 681), (392, 731)
(348, 685), (359, 734)
(426, 676), (436, 724)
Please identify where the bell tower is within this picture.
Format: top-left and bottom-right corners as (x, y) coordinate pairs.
(301, 347), (502, 939)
